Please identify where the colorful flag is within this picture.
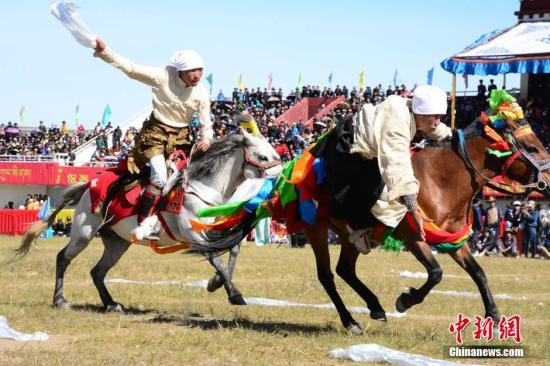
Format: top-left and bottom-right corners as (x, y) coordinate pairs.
(267, 73), (273, 90)
(101, 104), (111, 126)
(75, 104), (80, 125)
(328, 72), (333, 86)
(19, 105), (26, 123)
(237, 74), (244, 91)
(359, 70), (365, 90)
(38, 197), (53, 238)
(206, 73), (213, 95)
(427, 67), (434, 85)
(297, 72), (304, 89)
(37, 197), (50, 221)
(393, 68), (399, 87)
(463, 74), (469, 89)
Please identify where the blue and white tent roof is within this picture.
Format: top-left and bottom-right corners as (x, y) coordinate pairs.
(441, 21), (550, 75)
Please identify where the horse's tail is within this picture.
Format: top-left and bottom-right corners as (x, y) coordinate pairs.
(15, 182), (88, 258)
(187, 214), (256, 257)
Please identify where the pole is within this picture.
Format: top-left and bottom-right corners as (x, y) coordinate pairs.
(451, 74), (456, 129)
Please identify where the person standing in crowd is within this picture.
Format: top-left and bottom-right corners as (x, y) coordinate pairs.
(521, 200), (539, 258)
(485, 196), (502, 238)
(112, 126), (122, 151)
(469, 198), (484, 252)
(93, 37), (213, 240)
(477, 80), (486, 100)
(505, 200), (522, 231)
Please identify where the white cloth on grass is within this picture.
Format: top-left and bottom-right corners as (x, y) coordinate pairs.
(330, 343), (477, 366)
(0, 316), (48, 342)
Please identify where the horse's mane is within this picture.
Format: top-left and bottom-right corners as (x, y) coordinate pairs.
(424, 119), (483, 149)
(188, 135), (247, 180)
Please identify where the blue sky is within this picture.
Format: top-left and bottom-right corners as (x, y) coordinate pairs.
(1, 0), (521, 128)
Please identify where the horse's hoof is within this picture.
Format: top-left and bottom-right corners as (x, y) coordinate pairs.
(54, 298), (71, 310)
(207, 275), (224, 293)
(105, 303), (124, 313)
(229, 293), (247, 305)
(370, 311), (387, 322)
(346, 322), (364, 335)
(395, 294), (409, 313)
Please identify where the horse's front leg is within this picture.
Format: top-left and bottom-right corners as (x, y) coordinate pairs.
(304, 219), (363, 334)
(330, 219), (387, 321)
(395, 224), (443, 313)
(450, 244), (500, 322)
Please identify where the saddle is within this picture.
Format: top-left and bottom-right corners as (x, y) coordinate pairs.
(88, 151), (188, 227)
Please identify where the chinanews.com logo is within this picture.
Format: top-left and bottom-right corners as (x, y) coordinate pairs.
(445, 313), (527, 359)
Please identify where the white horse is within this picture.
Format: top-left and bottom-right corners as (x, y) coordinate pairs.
(16, 130), (281, 312)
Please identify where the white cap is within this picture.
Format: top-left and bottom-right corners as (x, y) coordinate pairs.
(412, 85), (447, 115)
(170, 49), (204, 71)
(512, 200), (521, 206)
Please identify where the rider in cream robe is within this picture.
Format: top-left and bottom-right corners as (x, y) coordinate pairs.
(349, 85), (452, 249)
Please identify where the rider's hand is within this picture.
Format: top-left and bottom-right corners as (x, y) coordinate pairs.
(195, 139), (210, 152)
(94, 38), (106, 54)
(412, 209), (431, 241)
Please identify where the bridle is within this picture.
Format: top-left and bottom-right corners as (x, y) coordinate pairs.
(457, 123), (550, 193)
(242, 146), (282, 178)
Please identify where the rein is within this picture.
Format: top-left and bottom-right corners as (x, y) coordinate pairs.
(242, 146), (282, 177)
(456, 126), (549, 192)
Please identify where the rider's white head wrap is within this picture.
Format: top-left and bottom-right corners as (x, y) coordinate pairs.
(412, 85), (447, 115)
(170, 49), (204, 71)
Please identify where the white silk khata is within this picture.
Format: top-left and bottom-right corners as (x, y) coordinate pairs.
(50, 2), (97, 49)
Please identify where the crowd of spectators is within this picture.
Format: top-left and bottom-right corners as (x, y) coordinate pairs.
(0, 120), (101, 160)
(3, 193), (48, 210)
(205, 83), (415, 161)
(2, 80), (548, 164)
(469, 197), (550, 259)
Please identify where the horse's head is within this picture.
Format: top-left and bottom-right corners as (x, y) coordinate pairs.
(500, 117), (550, 195)
(240, 128), (282, 179)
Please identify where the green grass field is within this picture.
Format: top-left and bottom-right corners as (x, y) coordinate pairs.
(0, 236), (548, 365)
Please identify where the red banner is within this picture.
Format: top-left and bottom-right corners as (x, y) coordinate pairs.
(0, 209), (39, 235)
(0, 162), (109, 186)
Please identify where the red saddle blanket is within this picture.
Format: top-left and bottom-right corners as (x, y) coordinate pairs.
(88, 164), (186, 226)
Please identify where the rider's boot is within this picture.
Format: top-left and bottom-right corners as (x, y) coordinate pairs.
(133, 185), (161, 241)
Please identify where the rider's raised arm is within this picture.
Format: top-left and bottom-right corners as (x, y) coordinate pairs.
(376, 96), (420, 202)
(94, 40), (166, 87)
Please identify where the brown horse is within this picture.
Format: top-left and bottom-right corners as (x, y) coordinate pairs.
(306, 117), (550, 333)
(197, 117), (550, 334)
